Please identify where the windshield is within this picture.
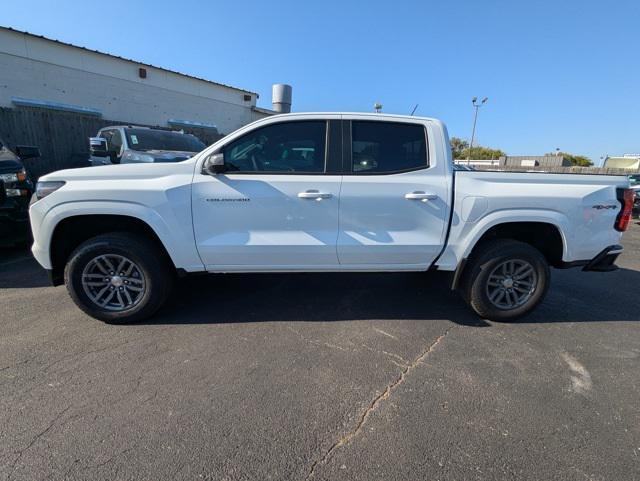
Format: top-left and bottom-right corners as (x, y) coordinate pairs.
(629, 174), (640, 186)
(124, 129), (206, 153)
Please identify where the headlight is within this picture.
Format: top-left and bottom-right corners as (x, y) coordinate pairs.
(5, 188), (29, 197)
(0, 169), (27, 183)
(35, 181), (65, 200)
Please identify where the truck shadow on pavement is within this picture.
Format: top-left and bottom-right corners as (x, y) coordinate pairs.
(147, 266), (640, 327)
(151, 271), (491, 327)
(0, 250), (51, 288)
(2, 252), (640, 326)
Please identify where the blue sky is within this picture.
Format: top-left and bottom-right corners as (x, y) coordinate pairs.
(3, 0), (639, 163)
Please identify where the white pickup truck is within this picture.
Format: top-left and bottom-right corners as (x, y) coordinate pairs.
(29, 113), (634, 324)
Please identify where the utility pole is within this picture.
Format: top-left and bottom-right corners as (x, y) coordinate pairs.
(468, 96), (488, 164)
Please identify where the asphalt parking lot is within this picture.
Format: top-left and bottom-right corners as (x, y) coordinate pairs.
(1, 224), (639, 481)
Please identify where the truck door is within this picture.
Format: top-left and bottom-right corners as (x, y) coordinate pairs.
(192, 118), (342, 269)
(337, 119), (449, 267)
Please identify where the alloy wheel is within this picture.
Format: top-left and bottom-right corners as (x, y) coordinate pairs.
(81, 254), (146, 311)
(485, 259), (537, 310)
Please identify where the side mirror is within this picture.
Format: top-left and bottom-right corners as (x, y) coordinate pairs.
(89, 137), (109, 157)
(203, 153), (226, 175)
(15, 145), (41, 160)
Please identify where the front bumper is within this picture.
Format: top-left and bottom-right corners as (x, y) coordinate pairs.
(582, 244), (623, 272)
(0, 196), (31, 245)
(28, 194), (52, 270)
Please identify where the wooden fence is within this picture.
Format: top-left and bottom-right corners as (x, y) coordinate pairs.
(0, 107), (224, 179)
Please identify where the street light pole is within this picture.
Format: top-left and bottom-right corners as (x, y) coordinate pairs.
(467, 97), (488, 164)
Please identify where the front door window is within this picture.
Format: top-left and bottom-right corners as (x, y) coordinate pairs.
(223, 121), (327, 173)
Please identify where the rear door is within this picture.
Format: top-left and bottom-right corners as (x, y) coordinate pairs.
(337, 119), (449, 267)
(192, 118), (343, 269)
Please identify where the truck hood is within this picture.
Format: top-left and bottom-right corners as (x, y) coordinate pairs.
(0, 147), (24, 174)
(143, 150), (196, 162)
(40, 161), (196, 182)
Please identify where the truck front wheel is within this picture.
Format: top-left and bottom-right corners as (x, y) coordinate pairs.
(460, 239), (550, 322)
(64, 233), (173, 324)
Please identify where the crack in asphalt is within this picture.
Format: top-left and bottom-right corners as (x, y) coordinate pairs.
(305, 326), (454, 480)
(42, 337), (148, 373)
(92, 444), (137, 471)
(7, 405), (71, 480)
(0, 358), (33, 372)
(8, 374), (144, 479)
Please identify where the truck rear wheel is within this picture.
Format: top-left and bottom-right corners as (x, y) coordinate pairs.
(64, 233), (173, 324)
(460, 239), (550, 322)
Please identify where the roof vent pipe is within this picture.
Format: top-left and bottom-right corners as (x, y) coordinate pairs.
(272, 84), (292, 113)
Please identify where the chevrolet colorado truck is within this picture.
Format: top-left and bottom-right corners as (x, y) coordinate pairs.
(29, 113), (634, 323)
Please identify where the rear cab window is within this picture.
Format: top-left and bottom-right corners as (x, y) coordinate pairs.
(350, 121), (428, 174)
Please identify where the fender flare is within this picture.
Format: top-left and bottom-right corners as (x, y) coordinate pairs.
(41, 200), (203, 272)
(438, 209), (571, 273)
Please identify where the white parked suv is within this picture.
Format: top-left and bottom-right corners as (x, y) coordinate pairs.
(29, 113), (634, 323)
(89, 125), (206, 166)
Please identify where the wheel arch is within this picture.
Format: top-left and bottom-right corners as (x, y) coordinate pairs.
(450, 219), (567, 290)
(49, 214), (176, 286)
(471, 221), (566, 266)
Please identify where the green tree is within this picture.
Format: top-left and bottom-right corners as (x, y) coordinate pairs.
(459, 145), (505, 160)
(451, 137), (504, 160)
(450, 137), (468, 159)
(545, 152), (593, 167)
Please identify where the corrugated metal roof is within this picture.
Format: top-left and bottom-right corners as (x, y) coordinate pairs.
(0, 26), (258, 96)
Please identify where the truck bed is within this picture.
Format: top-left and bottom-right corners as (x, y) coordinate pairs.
(435, 171), (629, 270)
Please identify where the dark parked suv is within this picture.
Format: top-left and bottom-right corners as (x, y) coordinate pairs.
(0, 138), (40, 245)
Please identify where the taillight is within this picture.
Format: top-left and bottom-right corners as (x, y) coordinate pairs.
(615, 188), (634, 232)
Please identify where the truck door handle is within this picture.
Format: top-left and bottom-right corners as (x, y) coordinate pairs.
(298, 190), (333, 200)
(405, 191), (437, 201)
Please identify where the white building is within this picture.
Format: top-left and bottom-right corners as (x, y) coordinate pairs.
(0, 26), (274, 134)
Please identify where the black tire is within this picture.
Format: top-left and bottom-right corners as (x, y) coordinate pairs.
(64, 232), (173, 324)
(460, 239), (550, 322)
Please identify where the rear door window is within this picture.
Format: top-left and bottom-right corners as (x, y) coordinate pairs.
(351, 121), (428, 174)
